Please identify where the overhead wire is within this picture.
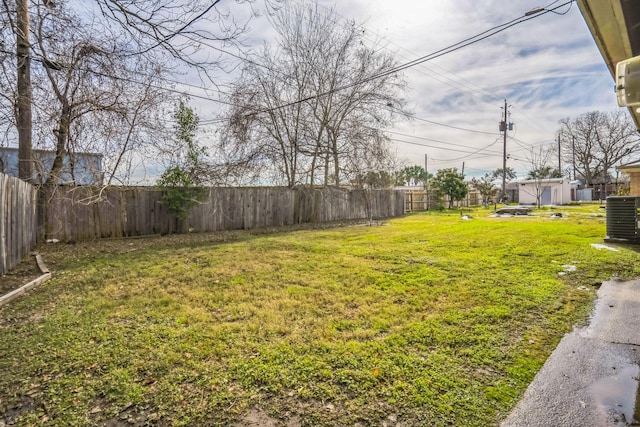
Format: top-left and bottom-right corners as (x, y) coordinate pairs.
(0, 47), (238, 106)
(409, 114), (499, 136)
(289, 0), (498, 105)
(389, 137), (494, 155)
(251, 0), (576, 115)
(2, 44), (499, 135)
(428, 137), (502, 162)
(385, 129), (502, 155)
(3, 0), (577, 165)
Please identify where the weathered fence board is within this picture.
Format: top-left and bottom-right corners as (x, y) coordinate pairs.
(0, 173), (37, 275)
(39, 186), (405, 242)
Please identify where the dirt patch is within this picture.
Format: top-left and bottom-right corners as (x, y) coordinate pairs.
(235, 408), (302, 427)
(0, 255), (43, 296)
(236, 409), (280, 427)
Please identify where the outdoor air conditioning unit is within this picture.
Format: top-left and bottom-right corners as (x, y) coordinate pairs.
(616, 55), (640, 107)
(605, 196), (640, 243)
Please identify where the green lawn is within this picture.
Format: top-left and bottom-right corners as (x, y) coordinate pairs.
(1, 205), (639, 426)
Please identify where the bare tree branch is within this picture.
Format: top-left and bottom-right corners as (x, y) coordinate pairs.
(220, 1), (410, 188)
(558, 110), (640, 186)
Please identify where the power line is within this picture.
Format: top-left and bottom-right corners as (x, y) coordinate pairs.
(390, 137), (485, 155)
(386, 129), (502, 155)
(1, 0), (576, 140)
(409, 114), (499, 136)
(0, 44), (523, 136)
(390, 135), (501, 157)
(253, 0), (575, 115)
(360, 1), (575, 90)
(429, 138), (502, 162)
(0, 47), (237, 106)
(294, 0), (500, 105)
(289, 0), (579, 149)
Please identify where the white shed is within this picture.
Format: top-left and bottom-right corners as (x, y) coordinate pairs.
(518, 178), (575, 206)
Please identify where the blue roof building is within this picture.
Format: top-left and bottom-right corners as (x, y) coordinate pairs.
(0, 147), (103, 185)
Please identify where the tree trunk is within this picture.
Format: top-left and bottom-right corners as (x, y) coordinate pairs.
(48, 104), (72, 186)
(16, 0), (33, 181)
(324, 152), (330, 187)
(333, 148), (340, 186)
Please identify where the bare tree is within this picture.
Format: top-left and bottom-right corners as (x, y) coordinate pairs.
(15, 0), (31, 180)
(93, 0), (258, 82)
(0, 0), (33, 179)
(222, 42), (314, 187)
(29, 2), (172, 187)
(222, 1), (409, 188)
(558, 110), (640, 186)
(1, 0), (261, 182)
(0, 3), (19, 148)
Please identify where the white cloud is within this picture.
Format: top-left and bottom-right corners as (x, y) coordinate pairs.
(307, 0), (620, 177)
(177, 0), (621, 181)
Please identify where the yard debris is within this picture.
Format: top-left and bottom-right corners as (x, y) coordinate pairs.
(591, 243), (620, 252)
(493, 206), (532, 216)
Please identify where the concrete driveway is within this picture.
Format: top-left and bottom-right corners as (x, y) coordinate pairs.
(502, 278), (640, 427)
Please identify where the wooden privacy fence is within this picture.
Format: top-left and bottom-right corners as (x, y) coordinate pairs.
(403, 190), (482, 212)
(0, 173), (38, 275)
(42, 186), (405, 241)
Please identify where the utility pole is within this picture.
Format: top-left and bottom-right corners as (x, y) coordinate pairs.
(500, 100), (510, 203)
(557, 135), (561, 175)
(572, 136), (576, 180)
(16, 0), (32, 181)
(424, 154), (428, 190)
(424, 154), (429, 210)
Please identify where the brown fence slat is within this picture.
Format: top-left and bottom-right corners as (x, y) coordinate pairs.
(36, 186), (405, 243)
(0, 173), (37, 275)
(3, 183), (407, 273)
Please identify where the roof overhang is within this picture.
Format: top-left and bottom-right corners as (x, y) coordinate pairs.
(518, 178), (568, 185)
(617, 159), (640, 173)
(577, 0), (640, 129)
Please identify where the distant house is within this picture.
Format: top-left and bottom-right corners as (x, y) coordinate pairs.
(518, 178), (579, 205)
(0, 147), (103, 185)
(618, 160), (640, 196)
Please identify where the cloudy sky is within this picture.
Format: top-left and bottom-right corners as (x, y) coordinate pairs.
(322, 0), (615, 178)
(194, 0), (616, 180)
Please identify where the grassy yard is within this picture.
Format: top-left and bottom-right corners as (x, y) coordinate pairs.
(2, 205), (639, 426)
